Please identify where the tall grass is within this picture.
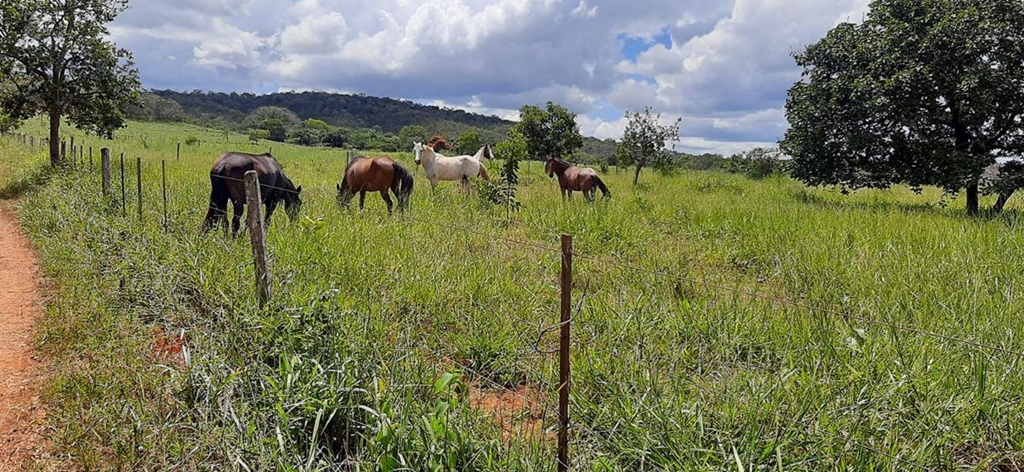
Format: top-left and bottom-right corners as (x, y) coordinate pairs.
(4, 120), (1024, 470)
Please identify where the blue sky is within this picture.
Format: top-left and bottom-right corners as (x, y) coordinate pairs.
(109, 0), (871, 154)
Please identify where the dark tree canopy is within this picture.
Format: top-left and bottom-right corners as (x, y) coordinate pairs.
(781, 0), (1024, 213)
(512, 102), (583, 160)
(0, 0), (140, 166)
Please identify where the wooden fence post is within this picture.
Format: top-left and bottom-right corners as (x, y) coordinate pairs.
(89, 147), (93, 171)
(558, 234), (573, 472)
(101, 148), (111, 196)
(161, 160), (168, 229)
(244, 171), (271, 305)
(61, 140), (66, 161)
(70, 136), (75, 161)
(136, 157), (143, 222)
(120, 153), (126, 217)
(176, 142), (180, 160)
(29, 136), (33, 148)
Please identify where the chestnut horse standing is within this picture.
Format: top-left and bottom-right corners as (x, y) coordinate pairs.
(336, 156), (414, 214)
(202, 152), (303, 235)
(545, 156), (611, 201)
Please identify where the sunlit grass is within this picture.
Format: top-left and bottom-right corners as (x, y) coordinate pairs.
(4, 120), (1024, 470)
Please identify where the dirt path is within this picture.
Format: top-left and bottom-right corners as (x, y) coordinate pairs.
(0, 204), (47, 470)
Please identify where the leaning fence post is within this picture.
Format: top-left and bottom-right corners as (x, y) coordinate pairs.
(101, 148), (111, 196)
(120, 152), (126, 217)
(136, 157), (143, 222)
(558, 234), (573, 472)
(161, 160), (168, 229)
(244, 170), (271, 305)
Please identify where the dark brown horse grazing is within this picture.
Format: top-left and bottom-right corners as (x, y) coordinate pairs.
(336, 156), (414, 214)
(202, 152), (303, 235)
(545, 156), (611, 201)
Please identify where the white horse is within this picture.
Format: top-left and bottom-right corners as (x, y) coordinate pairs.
(413, 142), (493, 191)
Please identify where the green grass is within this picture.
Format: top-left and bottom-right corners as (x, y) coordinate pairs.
(4, 119), (1024, 470)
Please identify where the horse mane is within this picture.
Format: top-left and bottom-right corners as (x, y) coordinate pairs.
(426, 135), (450, 152)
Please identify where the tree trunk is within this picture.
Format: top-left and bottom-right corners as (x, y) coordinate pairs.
(633, 159), (645, 185)
(993, 189), (1016, 213)
(48, 110), (61, 167)
(966, 180), (980, 215)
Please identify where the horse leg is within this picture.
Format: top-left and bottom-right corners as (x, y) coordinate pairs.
(567, 190), (573, 201)
(264, 199), (277, 228)
(381, 191), (393, 215)
(231, 200), (244, 237)
(359, 191), (366, 213)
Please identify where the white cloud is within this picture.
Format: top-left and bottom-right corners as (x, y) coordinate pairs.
(572, 1), (598, 18)
(110, 0), (872, 154)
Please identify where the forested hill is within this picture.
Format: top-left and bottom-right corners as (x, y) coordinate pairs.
(146, 89), (625, 161)
(151, 89), (512, 137)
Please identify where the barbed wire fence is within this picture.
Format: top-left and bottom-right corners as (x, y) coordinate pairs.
(5, 132), (1024, 469)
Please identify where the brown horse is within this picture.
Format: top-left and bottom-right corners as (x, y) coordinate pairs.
(202, 152), (303, 235)
(545, 156), (611, 201)
(336, 156), (414, 214)
(427, 135), (451, 152)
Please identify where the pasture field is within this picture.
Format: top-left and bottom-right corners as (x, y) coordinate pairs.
(3, 120), (1024, 470)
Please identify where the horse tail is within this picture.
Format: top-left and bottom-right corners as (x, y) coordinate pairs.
(392, 162), (415, 209)
(478, 163), (491, 181)
(593, 175), (611, 199)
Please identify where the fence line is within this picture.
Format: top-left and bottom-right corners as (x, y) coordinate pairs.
(4, 133), (1018, 469)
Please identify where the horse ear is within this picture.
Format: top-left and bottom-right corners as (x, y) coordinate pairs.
(336, 183), (341, 191)
(297, 186), (303, 193)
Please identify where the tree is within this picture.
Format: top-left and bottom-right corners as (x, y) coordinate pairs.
(781, 0), (1024, 214)
(512, 102), (584, 160)
(0, 0), (141, 166)
(304, 118), (330, 134)
(454, 131), (483, 155)
(248, 128), (269, 144)
(260, 118), (287, 142)
(322, 129), (347, 148)
(398, 125), (428, 145)
(618, 106), (681, 185)
(243, 106), (300, 130)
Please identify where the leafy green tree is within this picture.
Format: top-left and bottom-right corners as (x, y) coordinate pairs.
(982, 161), (1024, 212)
(244, 106), (300, 130)
(304, 118), (331, 134)
(781, 0), (1024, 214)
(247, 128), (269, 144)
(322, 129), (347, 148)
(0, 0), (141, 166)
(454, 131), (484, 155)
(399, 125), (429, 145)
(512, 102), (584, 160)
(260, 118), (287, 142)
(618, 106), (681, 185)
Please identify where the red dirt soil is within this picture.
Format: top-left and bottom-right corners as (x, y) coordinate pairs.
(0, 205), (48, 470)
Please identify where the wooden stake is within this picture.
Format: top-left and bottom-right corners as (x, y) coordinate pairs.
(244, 171), (271, 305)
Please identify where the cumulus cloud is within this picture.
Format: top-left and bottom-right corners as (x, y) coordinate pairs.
(110, 0), (871, 153)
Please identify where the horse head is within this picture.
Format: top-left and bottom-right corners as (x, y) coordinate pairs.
(545, 155), (556, 178)
(284, 185), (303, 221)
(413, 142), (424, 165)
